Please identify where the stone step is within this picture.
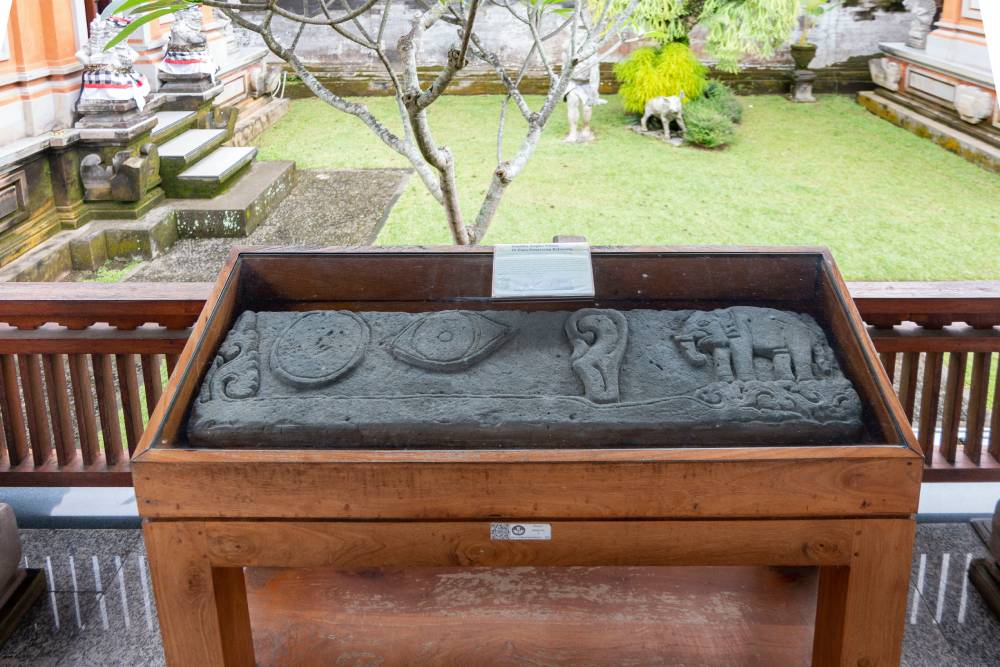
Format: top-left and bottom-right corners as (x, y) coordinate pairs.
(174, 160), (295, 238)
(151, 111), (197, 142)
(159, 128), (228, 167)
(158, 128), (230, 197)
(0, 161), (296, 281)
(175, 146), (258, 198)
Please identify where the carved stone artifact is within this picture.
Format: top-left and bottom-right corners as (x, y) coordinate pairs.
(640, 94), (686, 139)
(903, 0), (937, 50)
(563, 23), (605, 143)
(189, 306), (864, 448)
(869, 57), (901, 92)
(158, 7), (219, 93)
(954, 85), (994, 124)
(790, 69), (817, 103)
(80, 143), (160, 201)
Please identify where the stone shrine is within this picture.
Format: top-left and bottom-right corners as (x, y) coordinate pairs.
(189, 306), (864, 448)
(860, 0), (999, 170)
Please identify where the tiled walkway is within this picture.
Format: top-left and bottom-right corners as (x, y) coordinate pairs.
(1, 523), (998, 666)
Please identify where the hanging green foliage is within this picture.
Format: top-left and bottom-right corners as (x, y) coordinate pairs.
(593, 0), (798, 72)
(613, 43), (708, 113)
(700, 0), (799, 71)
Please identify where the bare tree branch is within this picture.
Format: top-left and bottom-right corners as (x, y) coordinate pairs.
(220, 6), (445, 203)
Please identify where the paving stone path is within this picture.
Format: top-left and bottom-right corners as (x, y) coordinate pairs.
(127, 168), (411, 283)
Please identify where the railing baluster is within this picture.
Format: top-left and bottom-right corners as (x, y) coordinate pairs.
(116, 354), (144, 457)
(141, 353), (164, 420)
(878, 352), (896, 384)
(939, 352), (966, 464)
(990, 358), (1000, 464)
(93, 354), (124, 466)
(917, 352), (943, 464)
(964, 352), (991, 465)
(897, 352), (919, 422)
(0, 355), (29, 466)
(69, 353), (100, 466)
(165, 354), (180, 378)
(17, 353), (51, 466)
(42, 354), (76, 467)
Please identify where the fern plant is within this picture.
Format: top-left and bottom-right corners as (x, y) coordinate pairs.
(613, 43), (707, 114)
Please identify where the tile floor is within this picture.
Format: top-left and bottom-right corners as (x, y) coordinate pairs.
(0, 523), (997, 666)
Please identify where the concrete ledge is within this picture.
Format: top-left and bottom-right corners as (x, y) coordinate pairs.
(174, 160), (296, 238)
(858, 90), (1000, 173)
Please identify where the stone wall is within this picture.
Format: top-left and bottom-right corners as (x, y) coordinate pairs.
(268, 1), (914, 72)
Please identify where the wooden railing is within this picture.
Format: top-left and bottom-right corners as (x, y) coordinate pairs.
(0, 281), (997, 485)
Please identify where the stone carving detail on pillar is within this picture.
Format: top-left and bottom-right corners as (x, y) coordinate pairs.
(869, 57), (901, 91)
(903, 0), (937, 49)
(189, 307), (863, 449)
(565, 309), (628, 403)
(271, 311), (370, 388)
(158, 7), (219, 93)
(74, 16), (152, 125)
(392, 311), (512, 372)
(199, 311), (260, 402)
(954, 85), (994, 124)
(80, 143), (160, 201)
(672, 307), (831, 383)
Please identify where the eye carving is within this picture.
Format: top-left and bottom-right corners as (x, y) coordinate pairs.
(391, 311), (513, 372)
(270, 311), (369, 388)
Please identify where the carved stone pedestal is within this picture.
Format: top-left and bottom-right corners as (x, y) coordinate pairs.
(790, 70), (817, 103)
(970, 500), (1000, 619)
(0, 504), (44, 647)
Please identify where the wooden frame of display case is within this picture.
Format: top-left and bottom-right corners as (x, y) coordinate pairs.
(132, 247), (923, 667)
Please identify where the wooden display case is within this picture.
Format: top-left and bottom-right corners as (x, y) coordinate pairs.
(132, 247), (923, 666)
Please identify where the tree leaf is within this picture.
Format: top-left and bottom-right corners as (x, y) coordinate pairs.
(103, 6), (189, 50)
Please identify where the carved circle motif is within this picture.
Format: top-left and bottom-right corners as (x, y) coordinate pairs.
(270, 311), (369, 388)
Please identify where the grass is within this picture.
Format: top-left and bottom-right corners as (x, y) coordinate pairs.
(256, 94), (1000, 281)
(84, 259), (141, 283)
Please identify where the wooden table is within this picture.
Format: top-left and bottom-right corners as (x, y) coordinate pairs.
(133, 247), (923, 666)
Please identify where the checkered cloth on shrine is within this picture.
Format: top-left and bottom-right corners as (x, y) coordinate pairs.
(159, 48), (218, 80)
(81, 68), (151, 109)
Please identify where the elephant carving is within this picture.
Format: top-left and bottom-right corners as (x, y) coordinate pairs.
(673, 307), (831, 383)
(565, 309), (628, 403)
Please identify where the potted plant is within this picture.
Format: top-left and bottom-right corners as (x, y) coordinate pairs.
(790, 0), (835, 69)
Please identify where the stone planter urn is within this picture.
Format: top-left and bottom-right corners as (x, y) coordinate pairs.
(790, 43), (818, 70)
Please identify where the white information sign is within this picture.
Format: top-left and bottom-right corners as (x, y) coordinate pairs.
(490, 522), (552, 541)
(491, 243), (595, 299)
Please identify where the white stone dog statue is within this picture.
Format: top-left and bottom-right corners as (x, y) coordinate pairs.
(641, 92), (686, 139)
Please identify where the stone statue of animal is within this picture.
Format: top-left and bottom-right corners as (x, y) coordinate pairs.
(672, 307), (832, 383)
(168, 7), (207, 50)
(641, 93), (686, 138)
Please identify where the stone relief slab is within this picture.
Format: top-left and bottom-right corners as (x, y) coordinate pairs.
(188, 307), (864, 448)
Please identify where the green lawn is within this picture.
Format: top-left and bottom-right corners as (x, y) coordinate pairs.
(256, 94), (1000, 281)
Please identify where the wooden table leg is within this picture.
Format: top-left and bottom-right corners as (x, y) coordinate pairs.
(144, 522), (255, 667)
(812, 518), (915, 667)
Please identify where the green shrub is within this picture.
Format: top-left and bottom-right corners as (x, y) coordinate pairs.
(614, 43), (707, 114)
(683, 98), (735, 148)
(702, 80), (743, 123)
